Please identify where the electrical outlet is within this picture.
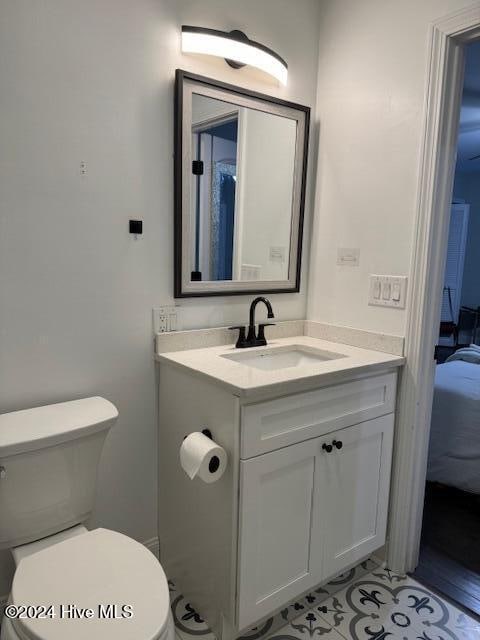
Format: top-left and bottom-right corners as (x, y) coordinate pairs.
(337, 248), (360, 266)
(269, 246), (286, 262)
(153, 306), (178, 333)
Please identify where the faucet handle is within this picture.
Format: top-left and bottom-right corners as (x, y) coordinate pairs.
(229, 326), (248, 348)
(257, 323), (276, 344)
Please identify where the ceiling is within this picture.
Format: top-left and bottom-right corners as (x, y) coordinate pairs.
(456, 41), (480, 173)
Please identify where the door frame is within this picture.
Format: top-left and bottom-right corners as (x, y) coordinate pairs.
(386, 3), (480, 574)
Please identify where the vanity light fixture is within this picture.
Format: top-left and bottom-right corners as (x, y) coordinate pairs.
(181, 26), (288, 86)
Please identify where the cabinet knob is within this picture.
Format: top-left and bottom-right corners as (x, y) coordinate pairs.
(332, 440), (343, 450)
(322, 443), (333, 453)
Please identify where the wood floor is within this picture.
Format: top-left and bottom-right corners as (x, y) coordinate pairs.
(413, 482), (480, 618)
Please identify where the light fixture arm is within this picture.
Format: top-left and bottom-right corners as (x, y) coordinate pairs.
(224, 30), (249, 69)
(181, 25), (288, 85)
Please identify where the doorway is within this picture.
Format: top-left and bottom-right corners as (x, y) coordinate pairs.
(386, 1), (480, 601)
(413, 43), (480, 613)
(191, 114), (239, 282)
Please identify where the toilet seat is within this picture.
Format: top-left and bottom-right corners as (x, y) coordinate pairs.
(8, 528), (172, 640)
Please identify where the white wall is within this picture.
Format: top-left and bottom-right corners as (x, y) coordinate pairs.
(0, 0), (321, 595)
(240, 110), (297, 280)
(307, 0), (476, 337)
(454, 171), (480, 309)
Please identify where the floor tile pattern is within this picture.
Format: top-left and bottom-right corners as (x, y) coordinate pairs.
(170, 561), (375, 640)
(170, 565), (480, 640)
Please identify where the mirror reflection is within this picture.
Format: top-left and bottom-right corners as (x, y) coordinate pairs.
(190, 94), (297, 283)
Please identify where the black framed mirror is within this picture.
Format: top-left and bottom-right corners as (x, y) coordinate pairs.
(174, 70), (310, 298)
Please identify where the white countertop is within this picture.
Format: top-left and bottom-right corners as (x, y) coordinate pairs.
(156, 335), (405, 398)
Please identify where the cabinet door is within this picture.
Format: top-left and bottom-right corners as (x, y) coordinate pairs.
(237, 440), (322, 629)
(319, 414), (394, 580)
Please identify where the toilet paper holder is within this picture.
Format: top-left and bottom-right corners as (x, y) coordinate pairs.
(183, 428), (213, 441)
(180, 427), (225, 482)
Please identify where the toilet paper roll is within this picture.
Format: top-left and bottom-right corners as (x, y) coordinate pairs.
(180, 432), (227, 483)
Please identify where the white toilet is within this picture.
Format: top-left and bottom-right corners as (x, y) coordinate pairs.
(0, 397), (175, 640)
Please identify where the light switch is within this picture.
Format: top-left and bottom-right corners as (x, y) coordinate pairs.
(369, 275), (407, 309)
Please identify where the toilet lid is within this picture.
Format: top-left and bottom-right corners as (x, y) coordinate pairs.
(11, 528), (171, 640)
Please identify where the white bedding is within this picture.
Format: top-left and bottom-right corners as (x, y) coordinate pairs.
(427, 360), (480, 493)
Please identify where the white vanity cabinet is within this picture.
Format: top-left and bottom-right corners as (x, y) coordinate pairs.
(158, 361), (398, 640)
(237, 414), (394, 628)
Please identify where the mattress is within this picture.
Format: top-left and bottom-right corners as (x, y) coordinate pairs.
(427, 360), (480, 494)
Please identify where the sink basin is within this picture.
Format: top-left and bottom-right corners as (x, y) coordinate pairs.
(221, 345), (345, 371)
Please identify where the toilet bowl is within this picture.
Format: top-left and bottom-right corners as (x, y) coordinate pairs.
(1, 527), (174, 640)
(0, 398), (175, 640)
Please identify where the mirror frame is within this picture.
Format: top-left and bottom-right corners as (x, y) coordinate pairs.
(174, 69), (310, 298)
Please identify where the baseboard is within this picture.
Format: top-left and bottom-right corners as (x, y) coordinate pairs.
(371, 552), (388, 569)
(143, 535), (160, 559)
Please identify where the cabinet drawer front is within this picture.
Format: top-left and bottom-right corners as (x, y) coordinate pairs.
(241, 372), (396, 458)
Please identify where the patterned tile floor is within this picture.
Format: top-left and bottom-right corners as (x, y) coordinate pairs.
(170, 563), (480, 640)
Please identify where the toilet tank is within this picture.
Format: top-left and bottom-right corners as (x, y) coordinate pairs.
(0, 397), (118, 549)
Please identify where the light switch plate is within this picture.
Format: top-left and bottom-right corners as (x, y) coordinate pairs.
(368, 275), (408, 309)
(337, 248), (360, 266)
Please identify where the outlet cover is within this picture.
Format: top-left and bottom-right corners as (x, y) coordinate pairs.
(337, 248), (360, 266)
(153, 306), (178, 333)
(269, 246), (286, 262)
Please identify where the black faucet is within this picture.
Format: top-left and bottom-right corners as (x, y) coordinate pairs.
(229, 297), (275, 348)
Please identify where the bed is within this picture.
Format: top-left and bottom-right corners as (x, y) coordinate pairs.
(427, 347), (480, 494)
